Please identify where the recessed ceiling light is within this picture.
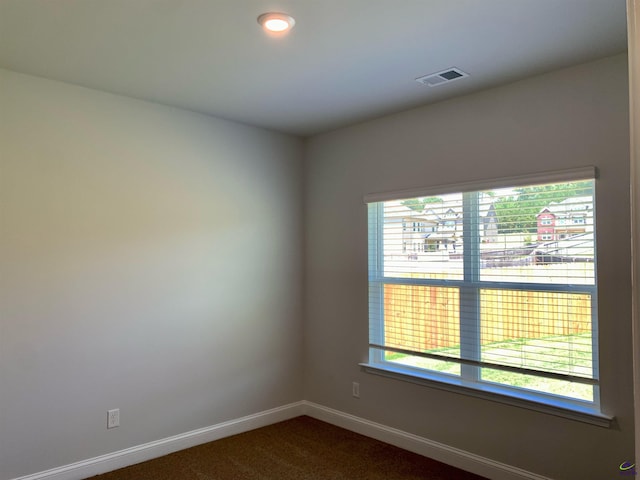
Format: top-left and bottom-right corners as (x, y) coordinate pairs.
(257, 12), (295, 33)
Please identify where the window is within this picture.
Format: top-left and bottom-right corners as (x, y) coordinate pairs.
(366, 170), (598, 412)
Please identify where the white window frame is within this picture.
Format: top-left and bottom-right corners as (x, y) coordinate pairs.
(362, 167), (612, 426)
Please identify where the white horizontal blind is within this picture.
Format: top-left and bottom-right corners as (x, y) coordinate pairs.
(368, 174), (597, 402)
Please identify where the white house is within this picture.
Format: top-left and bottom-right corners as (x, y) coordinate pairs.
(536, 195), (594, 241)
(383, 196), (498, 258)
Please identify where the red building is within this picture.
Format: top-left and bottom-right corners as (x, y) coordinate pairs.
(536, 211), (556, 241)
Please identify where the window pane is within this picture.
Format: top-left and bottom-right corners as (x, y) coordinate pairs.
(480, 289), (593, 399)
(385, 350), (461, 376)
(481, 368), (594, 402)
(382, 194), (464, 280)
(479, 182), (595, 285)
(383, 284), (461, 362)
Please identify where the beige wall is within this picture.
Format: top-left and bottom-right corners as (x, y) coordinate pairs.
(303, 54), (632, 480)
(0, 69), (304, 478)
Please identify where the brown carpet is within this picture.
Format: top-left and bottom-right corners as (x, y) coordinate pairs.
(88, 416), (488, 480)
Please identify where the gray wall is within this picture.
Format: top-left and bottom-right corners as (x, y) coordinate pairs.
(0, 53), (633, 480)
(303, 54), (632, 480)
(0, 69), (304, 479)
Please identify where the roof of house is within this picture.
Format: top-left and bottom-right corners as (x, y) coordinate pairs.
(538, 196), (593, 216)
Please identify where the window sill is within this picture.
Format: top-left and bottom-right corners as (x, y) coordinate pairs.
(360, 362), (613, 428)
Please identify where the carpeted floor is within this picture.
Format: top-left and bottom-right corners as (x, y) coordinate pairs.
(88, 416), (487, 480)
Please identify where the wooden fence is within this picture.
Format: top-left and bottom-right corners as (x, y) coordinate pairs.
(384, 284), (591, 352)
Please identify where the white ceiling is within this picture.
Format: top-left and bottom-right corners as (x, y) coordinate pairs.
(0, 0), (628, 137)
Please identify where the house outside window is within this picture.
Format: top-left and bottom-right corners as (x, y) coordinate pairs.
(366, 171), (598, 414)
(537, 197), (593, 241)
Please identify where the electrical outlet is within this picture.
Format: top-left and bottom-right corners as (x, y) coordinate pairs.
(352, 382), (360, 398)
(107, 408), (120, 429)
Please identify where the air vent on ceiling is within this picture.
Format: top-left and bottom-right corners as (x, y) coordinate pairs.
(415, 67), (469, 87)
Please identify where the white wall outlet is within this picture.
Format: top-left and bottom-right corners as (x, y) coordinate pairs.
(107, 408), (120, 429)
(352, 382), (360, 398)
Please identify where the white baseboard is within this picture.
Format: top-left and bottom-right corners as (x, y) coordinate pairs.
(301, 401), (552, 480)
(12, 400), (549, 480)
(11, 401), (306, 480)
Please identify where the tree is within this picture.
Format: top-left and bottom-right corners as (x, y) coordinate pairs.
(401, 196), (443, 212)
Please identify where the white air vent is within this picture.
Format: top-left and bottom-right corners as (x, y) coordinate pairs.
(415, 67), (469, 87)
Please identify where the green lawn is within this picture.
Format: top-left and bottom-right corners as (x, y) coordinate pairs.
(385, 333), (593, 401)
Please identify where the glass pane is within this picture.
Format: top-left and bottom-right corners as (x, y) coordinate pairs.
(382, 194), (464, 280)
(480, 288), (593, 400)
(481, 368), (594, 402)
(385, 350), (461, 376)
(382, 284), (460, 375)
(480, 289), (593, 375)
(478, 180), (595, 285)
